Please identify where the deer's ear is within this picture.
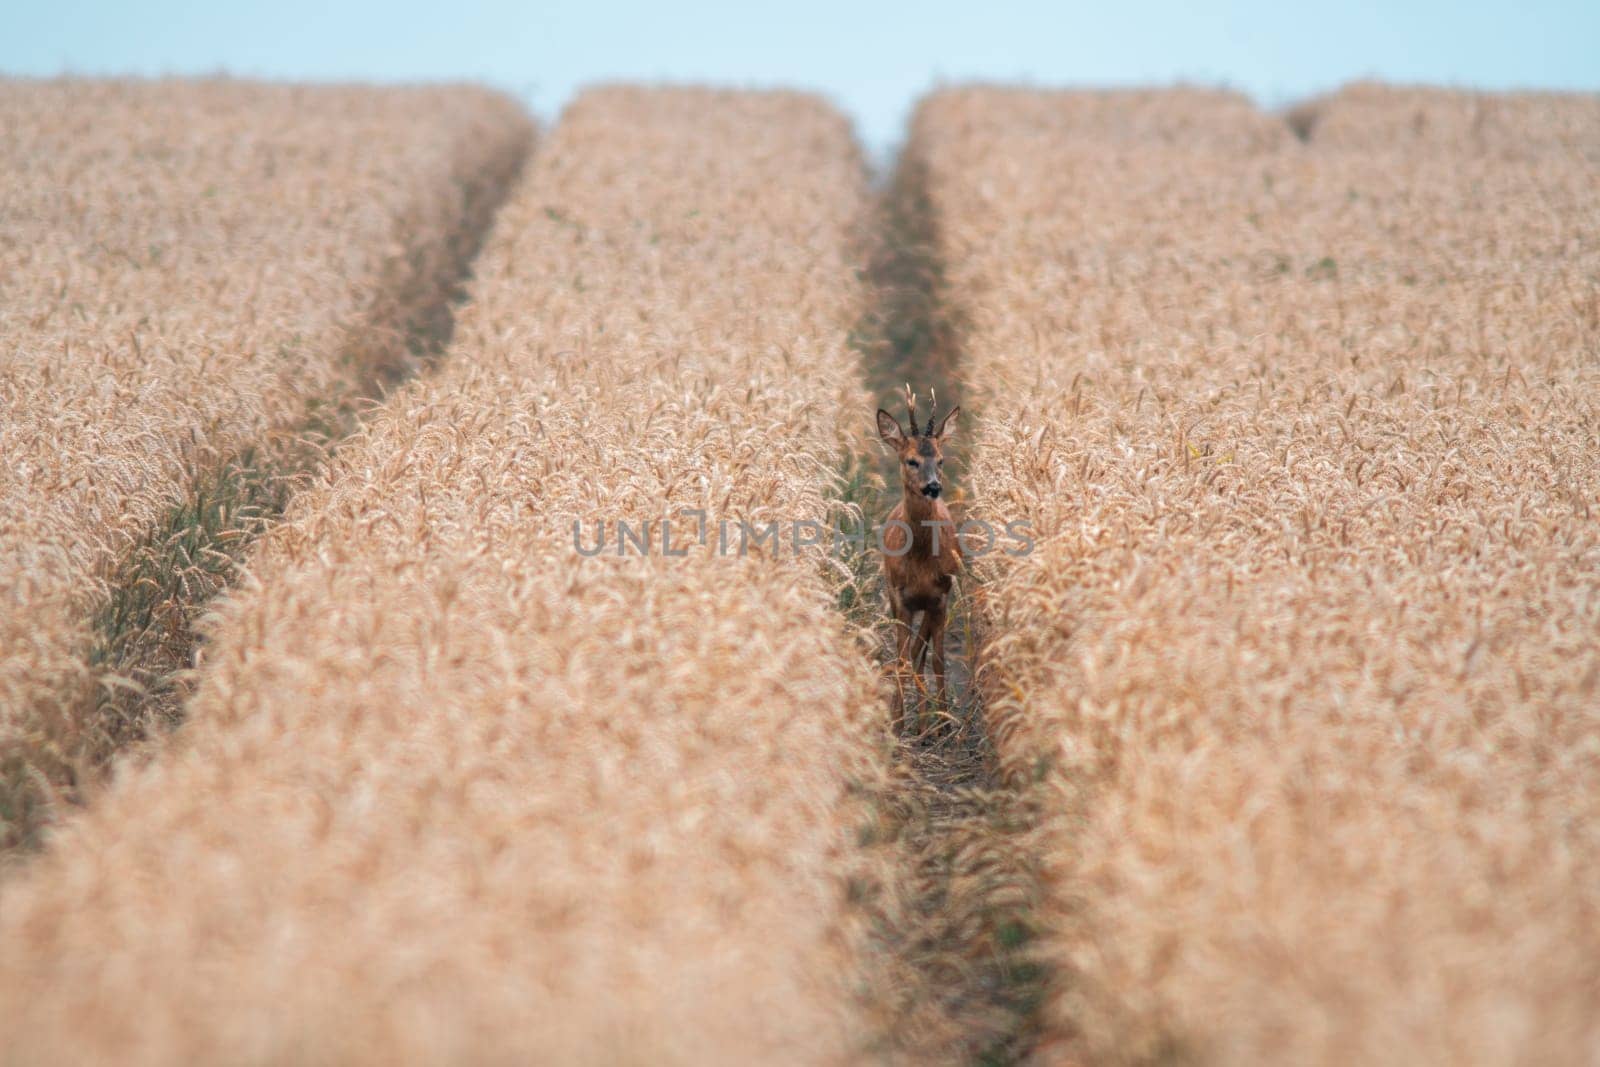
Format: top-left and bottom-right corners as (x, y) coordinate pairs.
(876, 409), (905, 446)
(934, 405), (960, 441)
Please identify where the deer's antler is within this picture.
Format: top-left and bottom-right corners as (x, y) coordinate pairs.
(926, 386), (938, 437)
(903, 382), (918, 438)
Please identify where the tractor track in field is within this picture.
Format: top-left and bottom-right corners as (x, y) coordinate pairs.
(848, 141), (1051, 1066)
(1, 132), (530, 862)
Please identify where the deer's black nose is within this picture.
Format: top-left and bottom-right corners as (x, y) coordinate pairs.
(923, 483), (941, 499)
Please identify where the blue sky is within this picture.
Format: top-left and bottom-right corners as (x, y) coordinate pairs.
(6, 0), (1597, 151)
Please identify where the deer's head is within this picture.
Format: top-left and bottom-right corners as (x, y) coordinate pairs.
(877, 386), (959, 501)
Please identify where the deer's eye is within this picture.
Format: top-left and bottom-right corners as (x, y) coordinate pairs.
(906, 459), (919, 468)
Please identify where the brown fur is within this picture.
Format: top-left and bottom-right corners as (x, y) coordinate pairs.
(877, 397), (961, 723)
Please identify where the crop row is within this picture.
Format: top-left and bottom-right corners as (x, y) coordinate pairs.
(0, 87), (886, 1064)
(0, 79), (531, 850)
(918, 84), (1600, 1063)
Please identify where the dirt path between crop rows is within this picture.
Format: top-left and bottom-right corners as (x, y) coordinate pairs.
(1, 132), (529, 862)
(848, 147), (1052, 1067)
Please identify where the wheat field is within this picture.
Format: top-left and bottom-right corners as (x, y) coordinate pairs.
(0, 86), (889, 1065)
(917, 84), (1600, 1062)
(2, 73), (1597, 1066)
(0, 79), (531, 851)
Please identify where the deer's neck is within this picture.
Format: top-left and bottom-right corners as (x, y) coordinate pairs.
(899, 488), (947, 555)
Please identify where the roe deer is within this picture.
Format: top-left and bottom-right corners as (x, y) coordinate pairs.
(877, 385), (961, 724)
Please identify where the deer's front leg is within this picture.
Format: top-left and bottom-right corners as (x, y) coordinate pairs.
(891, 593), (916, 729)
(927, 602), (949, 705)
(913, 610), (935, 676)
